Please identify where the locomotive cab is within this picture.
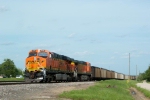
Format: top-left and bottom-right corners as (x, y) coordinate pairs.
(25, 49), (50, 82)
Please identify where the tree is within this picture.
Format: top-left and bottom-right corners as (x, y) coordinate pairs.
(0, 59), (22, 77)
(144, 66), (150, 81)
(16, 68), (23, 75)
(137, 73), (145, 81)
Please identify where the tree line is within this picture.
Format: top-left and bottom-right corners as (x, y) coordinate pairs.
(0, 59), (23, 78)
(137, 65), (150, 82)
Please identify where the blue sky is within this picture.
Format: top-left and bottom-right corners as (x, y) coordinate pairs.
(0, 0), (150, 75)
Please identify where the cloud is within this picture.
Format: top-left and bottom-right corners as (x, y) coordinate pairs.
(81, 22), (91, 26)
(90, 39), (102, 44)
(77, 37), (87, 41)
(0, 6), (8, 12)
(110, 56), (115, 59)
(32, 44), (55, 50)
(0, 42), (15, 46)
(121, 52), (142, 59)
(139, 51), (150, 55)
(52, 48), (63, 53)
(121, 53), (130, 59)
(114, 52), (119, 54)
(73, 51), (94, 56)
(116, 34), (129, 38)
(60, 27), (65, 30)
(130, 49), (138, 53)
(68, 33), (76, 38)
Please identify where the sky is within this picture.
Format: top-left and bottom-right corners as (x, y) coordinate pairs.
(0, 0), (150, 75)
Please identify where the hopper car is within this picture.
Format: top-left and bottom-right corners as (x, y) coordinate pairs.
(24, 49), (136, 82)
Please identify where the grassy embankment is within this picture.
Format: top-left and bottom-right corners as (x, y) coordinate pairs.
(0, 78), (24, 82)
(59, 80), (150, 100)
(128, 80), (150, 98)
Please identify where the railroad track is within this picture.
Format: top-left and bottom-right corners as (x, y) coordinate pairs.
(0, 82), (37, 85)
(0, 80), (95, 85)
(0, 81), (70, 85)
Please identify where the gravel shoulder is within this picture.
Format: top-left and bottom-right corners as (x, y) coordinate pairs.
(0, 82), (95, 100)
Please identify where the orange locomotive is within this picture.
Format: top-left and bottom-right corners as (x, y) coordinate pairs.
(24, 49), (91, 82)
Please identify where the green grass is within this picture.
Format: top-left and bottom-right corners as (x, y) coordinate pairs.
(136, 86), (150, 98)
(0, 78), (24, 82)
(59, 80), (135, 100)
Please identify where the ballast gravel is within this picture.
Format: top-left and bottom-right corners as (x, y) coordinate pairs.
(0, 82), (95, 100)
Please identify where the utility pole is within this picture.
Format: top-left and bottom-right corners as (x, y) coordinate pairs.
(129, 53), (130, 80)
(136, 65), (137, 81)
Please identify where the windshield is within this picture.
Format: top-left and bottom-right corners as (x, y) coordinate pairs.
(38, 52), (48, 58)
(29, 52), (37, 57)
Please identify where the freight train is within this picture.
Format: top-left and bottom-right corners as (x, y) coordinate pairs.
(24, 49), (136, 82)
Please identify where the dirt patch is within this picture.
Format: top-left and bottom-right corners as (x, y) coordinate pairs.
(52, 84), (92, 94)
(29, 82), (95, 100)
(130, 87), (149, 100)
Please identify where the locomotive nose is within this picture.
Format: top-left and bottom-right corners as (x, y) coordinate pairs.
(26, 56), (45, 72)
